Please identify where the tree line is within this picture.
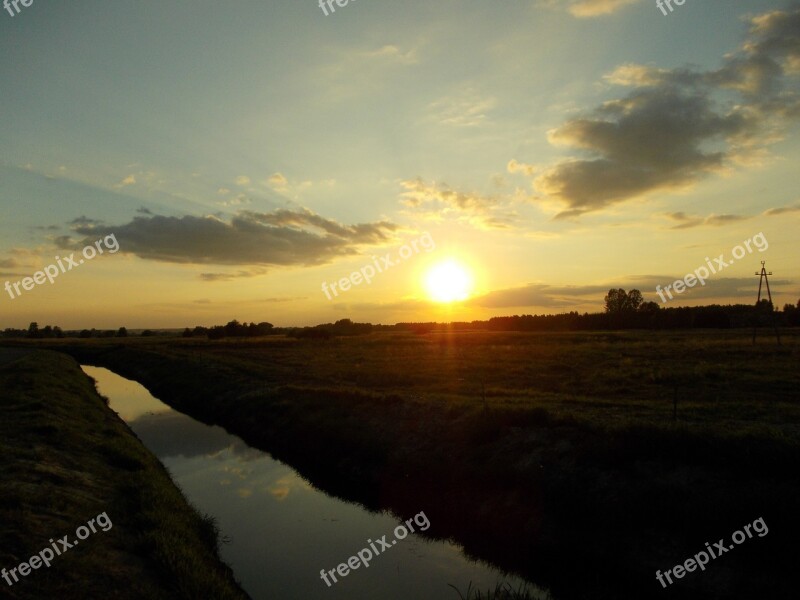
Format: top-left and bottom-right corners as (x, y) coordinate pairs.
(2, 290), (798, 339)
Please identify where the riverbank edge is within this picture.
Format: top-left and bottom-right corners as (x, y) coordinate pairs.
(0, 350), (251, 600)
(21, 340), (800, 600)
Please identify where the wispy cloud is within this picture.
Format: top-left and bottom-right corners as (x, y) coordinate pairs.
(763, 202), (800, 215)
(665, 212), (750, 229)
(539, 0), (640, 18)
(319, 43), (420, 100)
(115, 174), (136, 188)
(427, 89), (497, 127)
(400, 178), (517, 230)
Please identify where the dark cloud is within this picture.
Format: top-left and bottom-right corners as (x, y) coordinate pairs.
(530, 4), (800, 218)
(58, 208), (397, 267)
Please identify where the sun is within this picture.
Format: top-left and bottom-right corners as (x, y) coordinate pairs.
(423, 259), (474, 303)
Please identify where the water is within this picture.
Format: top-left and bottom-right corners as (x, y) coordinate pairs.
(82, 365), (545, 600)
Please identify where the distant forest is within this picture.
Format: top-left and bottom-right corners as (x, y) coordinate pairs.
(3, 289), (799, 340)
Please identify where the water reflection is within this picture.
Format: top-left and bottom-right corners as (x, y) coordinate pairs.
(83, 365), (545, 600)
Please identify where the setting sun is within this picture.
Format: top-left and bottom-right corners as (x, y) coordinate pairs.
(424, 259), (473, 303)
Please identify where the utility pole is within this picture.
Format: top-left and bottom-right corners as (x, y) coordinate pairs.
(752, 261), (781, 345)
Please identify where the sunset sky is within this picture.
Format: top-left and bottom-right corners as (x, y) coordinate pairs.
(1, 0), (799, 328)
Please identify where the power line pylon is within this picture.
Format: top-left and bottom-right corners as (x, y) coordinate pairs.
(752, 261), (781, 345)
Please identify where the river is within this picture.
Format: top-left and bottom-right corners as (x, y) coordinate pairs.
(82, 365), (547, 600)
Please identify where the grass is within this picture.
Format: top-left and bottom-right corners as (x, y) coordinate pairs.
(449, 582), (550, 600)
(0, 350), (249, 600)
(9, 328), (800, 599)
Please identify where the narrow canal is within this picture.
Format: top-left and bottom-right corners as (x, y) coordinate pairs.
(82, 365), (546, 600)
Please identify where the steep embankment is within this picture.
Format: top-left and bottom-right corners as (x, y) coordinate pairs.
(0, 350), (250, 600)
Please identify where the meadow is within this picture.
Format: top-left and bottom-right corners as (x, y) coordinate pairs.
(10, 328), (800, 600)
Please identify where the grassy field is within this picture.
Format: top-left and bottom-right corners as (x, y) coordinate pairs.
(0, 350), (249, 600)
(6, 328), (799, 600)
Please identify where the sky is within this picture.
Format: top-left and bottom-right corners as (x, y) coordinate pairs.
(1, 0), (799, 328)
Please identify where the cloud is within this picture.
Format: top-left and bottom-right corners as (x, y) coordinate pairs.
(262, 172), (313, 199)
(665, 212), (749, 229)
(267, 173), (288, 188)
(530, 5), (800, 218)
(535, 90), (752, 219)
(763, 202), (800, 215)
(199, 268), (268, 282)
(569, 0), (640, 18)
(116, 175), (136, 188)
(219, 193), (252, 207)
(468, 275), (791, 309)
(235, 176), (251, 186)
(427, 89), (496, 127)
(507, 159), (537, 176)
(69, 216), (104, 229)
(468, 282), (613, 309)
(0, 258), (21, 269)
(58, 208), (397, 267)
(267, 475), (311, 501)
(363, 44), (418, 65)
(400, 178), (517, 229)
(0, 247), (45, 274)
(319, 43), (420, 100)
(540, 0), (640, 18)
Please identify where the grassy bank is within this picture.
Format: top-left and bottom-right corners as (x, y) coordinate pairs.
(0, 350), (250, 600)
(12, 329), (800, 600)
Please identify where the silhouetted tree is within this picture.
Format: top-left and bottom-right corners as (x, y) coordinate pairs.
(207, 326), (225, 340)
(627, 289), (644, 312)
(783, 301), (800, 326)
(116, 327), (128, 337)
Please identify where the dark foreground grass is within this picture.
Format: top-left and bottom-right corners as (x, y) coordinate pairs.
(0, 350), (249, 600)
(12, 329), (800, 600)
(449, 582), (549, 600)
